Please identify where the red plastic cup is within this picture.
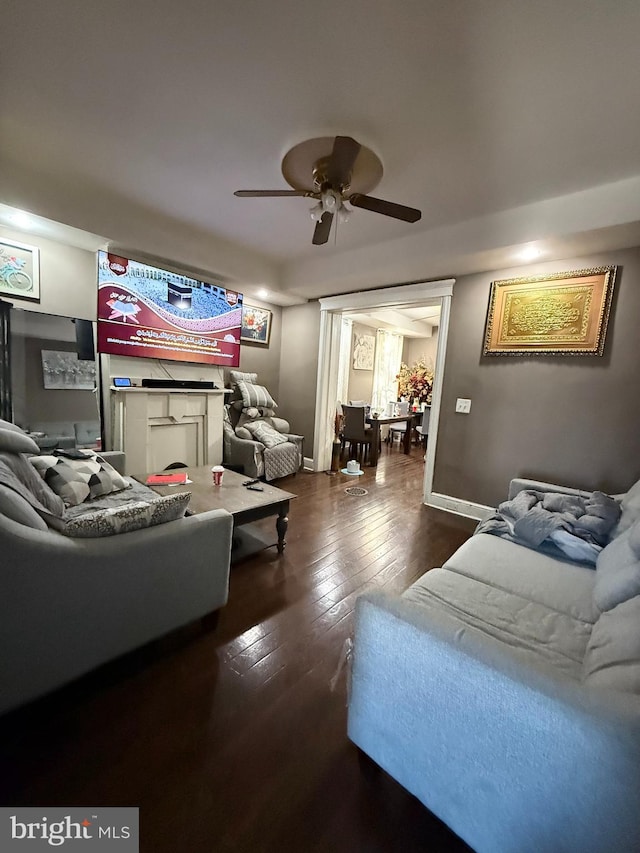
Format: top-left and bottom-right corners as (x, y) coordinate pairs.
(211, 465), (224, 486)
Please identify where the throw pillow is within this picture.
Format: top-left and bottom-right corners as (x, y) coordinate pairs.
(0, 451), (65, 518)
(0, 483), (49, 530)
(148, 492), (191, 526)
(244, 421), (288, 448)
(229, 370), (258, 387)
(0, 427), (40, 455)
(30, 451), (131, 507)
(582, 595), (640, 694)
(593, 519), (640, 612)
(0, 419), (26, 434)
(228, 370), (259, 402)
(61, 492), (191, 538)
(236, 381), (277, 411)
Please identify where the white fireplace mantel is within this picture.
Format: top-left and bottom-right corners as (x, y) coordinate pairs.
(111, 387), (230, 478)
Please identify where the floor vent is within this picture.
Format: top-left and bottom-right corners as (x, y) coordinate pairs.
(345, 487), (368, 496)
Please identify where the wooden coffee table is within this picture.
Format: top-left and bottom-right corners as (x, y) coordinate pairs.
(146, 466), (296, 557)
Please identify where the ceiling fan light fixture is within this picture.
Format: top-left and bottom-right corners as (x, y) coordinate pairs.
(321, 189), (339, 214)
(234, 134), (421, 246)
(337, 203), (351, 224)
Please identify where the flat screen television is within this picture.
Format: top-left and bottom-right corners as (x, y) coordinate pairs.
(97, 251), (243, 367)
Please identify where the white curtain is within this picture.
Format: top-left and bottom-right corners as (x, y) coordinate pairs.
(336, 316), (353, 409)
(371, 329), (403, 411)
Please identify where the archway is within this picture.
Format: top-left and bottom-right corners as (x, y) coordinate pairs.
(313, 278), (455, 504)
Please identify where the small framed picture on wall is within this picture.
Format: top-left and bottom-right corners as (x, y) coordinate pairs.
(353, 333), (375, 370)
(241, 304), (272, 346)
(0, 237), (40, 302)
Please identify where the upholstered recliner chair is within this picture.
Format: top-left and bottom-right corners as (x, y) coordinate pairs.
(222, 372), (303, 481)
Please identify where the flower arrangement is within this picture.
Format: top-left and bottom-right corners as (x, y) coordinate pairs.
(396, 359), (434, 404)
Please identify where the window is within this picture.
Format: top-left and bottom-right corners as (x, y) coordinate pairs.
(371, 329), (403, 412)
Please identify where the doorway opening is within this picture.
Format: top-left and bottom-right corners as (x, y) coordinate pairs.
(313, 278), (455, 505)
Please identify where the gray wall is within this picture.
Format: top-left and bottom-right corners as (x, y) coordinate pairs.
(278, 301), (321, 451)
(11, 311), (97, 429)
(402, 332), (438, 369)
(348, 322), (376, 403)
(224, 299), (283, 401)
(433, 247), (640, 506)
(13, 336), (97, 428)
(0, 225), (97, 320)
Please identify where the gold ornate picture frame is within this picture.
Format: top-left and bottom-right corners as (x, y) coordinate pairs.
(483, 266), (616, 356)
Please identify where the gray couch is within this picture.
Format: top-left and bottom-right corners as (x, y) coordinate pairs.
(348, 477), (640, 853)
(28, 420), (101, 450)
(0, 449), (233, 715)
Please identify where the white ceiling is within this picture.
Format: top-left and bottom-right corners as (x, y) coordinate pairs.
(348, 306), (441, 339)
(3, 1), (640, 303)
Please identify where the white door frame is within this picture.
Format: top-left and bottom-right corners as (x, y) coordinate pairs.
(313, 278), (455, 504)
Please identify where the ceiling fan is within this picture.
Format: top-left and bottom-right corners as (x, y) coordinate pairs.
(234, 135), (422, 245)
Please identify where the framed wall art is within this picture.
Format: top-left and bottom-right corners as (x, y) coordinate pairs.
(483, 266), (617, 356)
(241, 304), (272, 346)
(41, 350), (96, 390)
(353, 333), (375, 370)
(0, 238), (40, 302)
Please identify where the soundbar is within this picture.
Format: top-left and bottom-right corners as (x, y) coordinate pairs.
(141, 379), (218, 390)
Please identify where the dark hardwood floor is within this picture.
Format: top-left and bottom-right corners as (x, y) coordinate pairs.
(0, 443), (476, 853)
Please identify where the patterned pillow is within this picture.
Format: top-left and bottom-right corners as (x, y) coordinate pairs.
(244, 421), (288, 448)
(30, 451), (130, 506)
(61, 492), (191, 538)
(228, 371), (258, 402)
(237, 381), (277, 410)
(229, 370), (258, 387)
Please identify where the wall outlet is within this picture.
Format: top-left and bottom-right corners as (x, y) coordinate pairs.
(455, 398), (471, 414)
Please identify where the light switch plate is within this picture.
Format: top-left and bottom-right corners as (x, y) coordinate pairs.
(456, 398), (471, 414)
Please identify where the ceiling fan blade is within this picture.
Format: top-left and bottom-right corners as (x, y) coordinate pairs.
(326, 136), (361, 187)
(312, 211), (334, 245)
(349, 193), (422, 223)
(234, 190), (308, 197)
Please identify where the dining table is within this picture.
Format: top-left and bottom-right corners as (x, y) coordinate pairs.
(366, 413), (416, 466)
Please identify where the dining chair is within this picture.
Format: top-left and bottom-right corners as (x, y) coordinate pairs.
(415, 406), (431, 448)
(341, 404), (374, 463)
(388, 401), (410, 445)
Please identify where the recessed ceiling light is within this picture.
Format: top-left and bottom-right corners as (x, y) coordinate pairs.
(517, 246), (542, 261)
(257, 288), (269, 299)
(9, 210), (31, 228)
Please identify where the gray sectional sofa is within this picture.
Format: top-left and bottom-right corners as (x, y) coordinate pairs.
(348, 477), (640, 853)
(0, 425), (233, 715)
(27, 420), (101, 450)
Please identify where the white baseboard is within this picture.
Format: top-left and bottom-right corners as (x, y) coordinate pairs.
(303, 456), (314, 472)
(426, 492), (494, 521)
